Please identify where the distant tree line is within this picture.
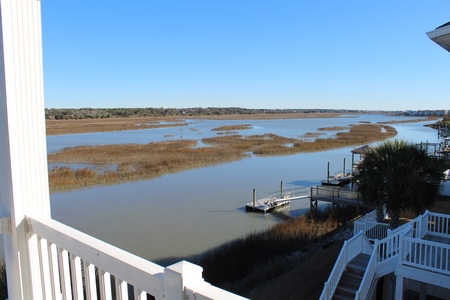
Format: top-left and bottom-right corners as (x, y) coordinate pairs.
(45, 107), (368, 120)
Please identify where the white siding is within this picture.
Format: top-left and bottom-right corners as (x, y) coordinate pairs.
(0, 0), (50, 298)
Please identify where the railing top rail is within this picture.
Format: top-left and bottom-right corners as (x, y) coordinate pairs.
(402, 235), (450, 248)
(428, 211), (450, 219)
(28, 215), (165, 296)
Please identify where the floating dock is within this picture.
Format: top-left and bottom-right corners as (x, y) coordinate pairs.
(246, 187), (310, 213)
(321, 173), (352, 186)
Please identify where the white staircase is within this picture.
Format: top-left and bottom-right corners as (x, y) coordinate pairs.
(320, 211), (450, 300)
(333, 253), (370, 300)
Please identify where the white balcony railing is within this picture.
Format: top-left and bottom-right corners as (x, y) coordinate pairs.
(400, 235), (450, 276)
(27, 215), (248, 300)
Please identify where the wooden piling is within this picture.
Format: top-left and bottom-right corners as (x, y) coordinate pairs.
(280, 181), (283, 198)
(343, 158), (346, 175)
(327, 162), (330, 184)
(253, 188), (256, 209)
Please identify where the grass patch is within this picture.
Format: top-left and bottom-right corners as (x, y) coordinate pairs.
(212, 124), (253, 131)
(47, 117), (188, 135)
(48, 140), (246, 190)
(191, 207), (359, 293)
(317, 126), (349, 131)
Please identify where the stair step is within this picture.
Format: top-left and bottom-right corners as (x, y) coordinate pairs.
(346, 262), (367, 275)
(333, 292), (355, 300)
(340, 273), (362, 289)
(333, 288), (355, 300)
(336, 284), (358, 295)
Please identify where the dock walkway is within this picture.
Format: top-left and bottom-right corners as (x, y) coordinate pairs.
(309, 186), (373, 213)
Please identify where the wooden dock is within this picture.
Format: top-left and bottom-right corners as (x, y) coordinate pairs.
(321, 173), (352, 186)
(246, 185), (373, 214)
(310, 185), (373, 213)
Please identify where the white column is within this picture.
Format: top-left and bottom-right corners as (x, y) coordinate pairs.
(0, 0), (50, 299)
(395, 275), (404, 300)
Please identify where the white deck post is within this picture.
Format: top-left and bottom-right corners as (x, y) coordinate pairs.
(0, 0), (50, 299)
(164, 261), (206, 300)
(395, 275), (404, 300)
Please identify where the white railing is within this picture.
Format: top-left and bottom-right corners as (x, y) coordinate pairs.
(353, 211), (377, 234)
(319, 231), (372, 300)
(321, 210), (450, 300)
(28, 215), (248, 300)
(354, 241), (378, 300)
(400, 235), (450, 276)
(354, 224), (413, 299)
(353, 211), (389, 241)
(427, 212), (450, 238)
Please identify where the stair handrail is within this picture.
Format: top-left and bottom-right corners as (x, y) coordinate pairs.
(319, 231), (367, 300)
(354, 240), (379, 300)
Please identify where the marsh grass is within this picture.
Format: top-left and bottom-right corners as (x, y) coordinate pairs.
(192, 207), (359, 291)
(48, 123), (396, 190)
(0, 262), (7, 300)
(48, 140), (246, 190)
(212, 124), (253, 131)
(318, 126), (349, 131)
(47, 118), (188, 135)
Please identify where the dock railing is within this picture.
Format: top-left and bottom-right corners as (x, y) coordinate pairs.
(26, 215), (248, 300)
(310, 186), (363, 205)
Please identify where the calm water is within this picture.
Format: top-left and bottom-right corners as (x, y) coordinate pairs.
(49, 115), (441, 263)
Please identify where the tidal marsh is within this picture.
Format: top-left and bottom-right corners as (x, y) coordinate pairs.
(48, 123), (397, 190)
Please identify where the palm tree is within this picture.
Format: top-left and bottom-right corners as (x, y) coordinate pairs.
(354, 140), (443, 229)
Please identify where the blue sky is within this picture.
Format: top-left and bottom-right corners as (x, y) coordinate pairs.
(41, 1), (450, 111)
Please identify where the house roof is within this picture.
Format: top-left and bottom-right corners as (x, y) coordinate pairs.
(427, 21), (450, 52)
(351, 144), (370, 155)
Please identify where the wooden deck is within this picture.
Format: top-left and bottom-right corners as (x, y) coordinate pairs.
(402, 234), (450, 276)
(310, 186), (373, 213)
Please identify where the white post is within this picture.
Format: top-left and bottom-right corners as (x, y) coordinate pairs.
(395, 275), (404, 300)
(0, 0), (50, 299)
(164, 261), (205, 300)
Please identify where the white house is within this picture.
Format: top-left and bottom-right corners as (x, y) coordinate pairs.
(0, 1), (247, 299)
(319, 22), (450, 300)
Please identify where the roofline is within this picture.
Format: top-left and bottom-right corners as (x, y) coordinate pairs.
(426, 24), (450, 39)
(426, 23), (450, 52)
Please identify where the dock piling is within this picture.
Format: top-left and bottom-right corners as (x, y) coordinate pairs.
(327, 162), (330, 184)
(343, 158), (346, 175)
(253, 188), (256, 209)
